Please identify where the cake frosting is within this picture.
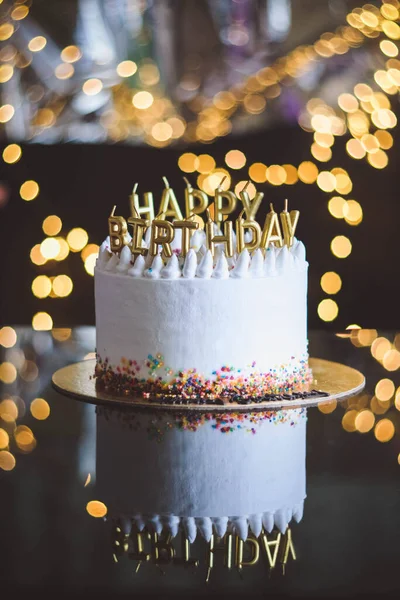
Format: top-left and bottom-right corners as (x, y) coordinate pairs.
(94, 237), (310, 401)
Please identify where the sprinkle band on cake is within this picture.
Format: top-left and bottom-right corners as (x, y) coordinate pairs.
(94, 355), (313, 402)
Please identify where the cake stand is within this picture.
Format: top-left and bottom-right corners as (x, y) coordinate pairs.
(52, 357), (365, 411)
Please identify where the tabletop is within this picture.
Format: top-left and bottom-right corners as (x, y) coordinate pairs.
(0, 327), (399, 599)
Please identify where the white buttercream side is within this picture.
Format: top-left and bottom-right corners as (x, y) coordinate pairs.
(94, 266), (308, 382)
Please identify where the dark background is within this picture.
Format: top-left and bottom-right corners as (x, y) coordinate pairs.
(1, 121), (399, 329)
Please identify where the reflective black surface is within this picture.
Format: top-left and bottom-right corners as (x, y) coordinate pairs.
(1, 328), (400, 599)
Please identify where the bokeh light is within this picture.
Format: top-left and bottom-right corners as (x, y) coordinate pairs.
(31, 245), (45, 265)
(32, 312), (53, 331)
(225, 150), (246, 170)
(346, 138), (366, 159)
(382, 349), (400, 371)
(342, 409), (357, 432)
(367, 149), (389, 169)
(371, 337), (392, 361)
(83, 78), (103, 96)
(0, 327), (17, 348)
(117, 60), (137, 77)
(52, 275), (73, 297)
(15, 425), (36, 452)
(0, 451), (16, 471)
(344, 200), (363, 225)
(67, 228), (89, 252)
(298, 161), (319, 184)
(42, 215), (62, 236)
(28, 36), (47, 52)
(317, 299), (339, 321)
(40, 238), (61, 260)
(374, 419), (395, 442)
(0, 399), (18, 422)
(0, 24), (14, 41)
(55, 64), (74, 80)
(328, 196), (348, 219)
(32, 275), (52, 299)
(355, 410), (375, 433)
(320, 272), (342, 294)
(132, 91), (154, 109)
(20, 180), (39, 201)
(2, 144), (22, 164)
(266, 165), (287, 186)
(55, 238), (70, 261)
(375, 378), (395, 401)
(331, 236), (352, 258)
(0, 429), (9, 449)
(61, 45), (82, 63)
(30, 398), (50, 420)
(86, 500), (107, 518)
(318, 400), (337, 414)
(317, 171), (336, 192)
(178, 153), (198, 173)
(84, 254), (98, 276)
(248, 162), (267, 183)
(0, 104), (15, 123)
(0, 362), (17, 384)
(283, 164), (298, 185)
(196, 155), (216, 174)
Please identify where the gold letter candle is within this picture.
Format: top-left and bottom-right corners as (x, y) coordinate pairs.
(158, 177), (183, 220)
(184, 177), (208, 217)
(108, 206), (130, 253)
(239, 184), (263, 221)
(127, 213), (149, 255)
(206, 215), (234, 258)
(173, 218), (199, 257)
(236, 210), (262, 253)
(130, 184), (155, 223)
(150, 219), (174, 257)
(280, 199), (300, 247)
(214, 178), (237, 225)
(260, 203), (284, 250)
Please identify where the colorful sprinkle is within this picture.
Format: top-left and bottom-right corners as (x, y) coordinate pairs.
(94, 354), (313, 403)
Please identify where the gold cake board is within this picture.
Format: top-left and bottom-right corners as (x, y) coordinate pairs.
(52, 358), (365, 412)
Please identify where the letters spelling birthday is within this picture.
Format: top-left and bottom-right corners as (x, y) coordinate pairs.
(108, 177), (299, 259)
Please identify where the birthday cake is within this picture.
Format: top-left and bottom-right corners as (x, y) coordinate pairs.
(93, 180), (312, 541)
(94, 180), (311, 402)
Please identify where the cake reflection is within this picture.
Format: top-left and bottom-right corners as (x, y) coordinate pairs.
(110, 522), (297, 579)
(94, 403), (307, 577)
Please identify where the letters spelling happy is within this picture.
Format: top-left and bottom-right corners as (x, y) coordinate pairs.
(108, 179), (299, 257)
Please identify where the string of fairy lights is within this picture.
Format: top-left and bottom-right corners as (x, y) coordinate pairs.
(1, 2), (400, 471)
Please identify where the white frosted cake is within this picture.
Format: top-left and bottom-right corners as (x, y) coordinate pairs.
(93, 189), (314, 541)
(94, 242), (310, 400)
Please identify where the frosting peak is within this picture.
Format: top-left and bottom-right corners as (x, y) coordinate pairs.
(231, 249), (250, 279)
(212, 251), (229, 279)
(161, 254), (181, 279)
(196, 250), (213, 279)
